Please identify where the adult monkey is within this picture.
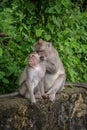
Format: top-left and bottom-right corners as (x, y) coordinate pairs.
(34, 38), (87, 101)
(34, 38), (66, 101)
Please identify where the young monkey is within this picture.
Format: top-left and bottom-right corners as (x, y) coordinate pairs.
(0, 52), (46, 104)
(24, 52), (46, 103)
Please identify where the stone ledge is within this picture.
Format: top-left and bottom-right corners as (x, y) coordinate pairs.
(0, 87), (87, 130)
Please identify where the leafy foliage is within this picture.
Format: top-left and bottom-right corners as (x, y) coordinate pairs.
(0, 0), (87, 93)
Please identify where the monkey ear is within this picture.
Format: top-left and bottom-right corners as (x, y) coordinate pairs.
(38, 38), (43, 44)
(34, 38), (42, 46)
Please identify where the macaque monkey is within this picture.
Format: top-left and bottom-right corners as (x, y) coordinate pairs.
(34, 39), (87, 101)
(0, 52), (46, 103)
(34, 38), (66, 101)
(19, 52), (46, 103)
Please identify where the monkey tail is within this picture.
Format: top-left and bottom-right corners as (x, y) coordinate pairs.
(0, 92), (19, 98)
(65, 82), (87, 89)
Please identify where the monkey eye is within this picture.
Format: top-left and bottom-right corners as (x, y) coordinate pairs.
(48, 44), (50, 47)
(37, 51), (39, 53)
(30, 55), (35, 58)
(32, 55), (34, 57)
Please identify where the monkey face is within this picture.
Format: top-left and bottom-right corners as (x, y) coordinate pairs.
(28, 53), (40, 67)
(34, 39), (52, 60)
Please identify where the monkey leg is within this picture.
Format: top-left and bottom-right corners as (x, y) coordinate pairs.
(29, 87), (36, 103)
(45, 74), (65, 101)
(34, 85), (42, 99)
(35, 91), (42, 99)
(25, 91), (30, 99)
(38, 78), (45, 96)
(26, 80), (36, 103)
(34, 78), (45, 99)
(19, 82), (27, 96)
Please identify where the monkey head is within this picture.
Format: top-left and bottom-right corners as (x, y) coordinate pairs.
(28, 52), (40, 67)
(34, 38), (52, 58)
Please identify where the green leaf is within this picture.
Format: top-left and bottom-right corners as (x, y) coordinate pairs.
(83, 74), (87, 80)
(2, 78), (9, 84)
(46, 23), (54, 33)
(0, 48), (3, 56)
(0, 72), (5, 79)
(35, 29), (44, 37)
(44, 34), (51, 40)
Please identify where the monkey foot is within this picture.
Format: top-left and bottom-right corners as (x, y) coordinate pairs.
(42, 94), (49, 100)
(49, 94), (56, 101)
(29, 102), (36, 109)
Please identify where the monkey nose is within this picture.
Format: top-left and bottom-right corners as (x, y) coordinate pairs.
(40, 56), (44, 60)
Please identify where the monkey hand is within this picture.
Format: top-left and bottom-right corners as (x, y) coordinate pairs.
(42, 94), (49, 100)
(40, 56), (47, 61)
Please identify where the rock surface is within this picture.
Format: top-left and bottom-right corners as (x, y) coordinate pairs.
(0, 86), (87, 130)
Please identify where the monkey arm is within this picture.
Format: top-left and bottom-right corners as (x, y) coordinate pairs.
(45, 49), (59, 74)
(45, 60), (58, 74)
(19, 66), (28, 86)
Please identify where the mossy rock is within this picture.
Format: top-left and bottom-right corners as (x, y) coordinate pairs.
(0, 86), (87, 130)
